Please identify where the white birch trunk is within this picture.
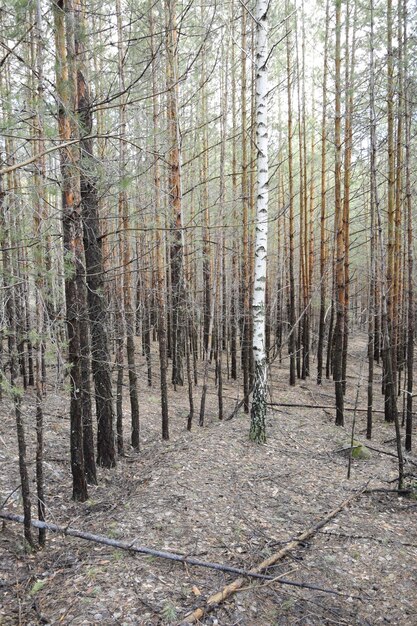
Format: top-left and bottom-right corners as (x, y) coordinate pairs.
(250, 0), (269, 443)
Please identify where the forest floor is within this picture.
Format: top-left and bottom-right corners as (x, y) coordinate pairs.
(1, 334), (417, 626)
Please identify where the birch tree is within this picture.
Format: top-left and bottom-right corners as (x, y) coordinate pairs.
(249, 0), (269, 444)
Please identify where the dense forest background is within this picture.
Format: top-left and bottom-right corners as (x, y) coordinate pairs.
(1, 0), (417, 624)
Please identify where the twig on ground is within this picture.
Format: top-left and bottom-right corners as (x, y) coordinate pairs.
(318, 529), (417, 548)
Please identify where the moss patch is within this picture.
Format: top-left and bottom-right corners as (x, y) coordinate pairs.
(350, 440), (372, 460)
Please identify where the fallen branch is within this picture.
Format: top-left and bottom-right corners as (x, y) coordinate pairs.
(268, 402), (385, 414)
(364, 444), (417, 468)
(318, 529), (417, 548)
(226, 398), (245, 420)
(0, 512), (361, 605)
(182, 484), (368, 624)
(364, 487), (412, 495)
(0, 485), (21, 512)
(226, 392), (252, 421)
(0, 512), (275, 581)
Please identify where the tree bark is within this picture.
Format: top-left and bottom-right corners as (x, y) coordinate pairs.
(0, 155), (35, 548)
(150, 4), (169, 440)
(249, 0), (269, 444)
(166, 0), (185, 389)
(369, 0), (404, 487)
(404, 0), (413, 452)
(385, 0), (397, 423)
(53, 0), (88, 501)
(317, 0), (330, 386)
(116, 0), (140, 449)
(333, 0), (344, 427)
(285, 1), (296, 387)
(76, 0), (115, 470)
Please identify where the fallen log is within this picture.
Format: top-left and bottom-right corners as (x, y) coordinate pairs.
(1, 509), (364, 613)
(0, 512), (271, 581)
(0, 512), (360, 601)
(0, 511), (361, 600)
(181, 483), (368, 624)
(268, 402), (385, 414)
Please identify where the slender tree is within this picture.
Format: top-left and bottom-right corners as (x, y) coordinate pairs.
(116, 0), (140, 449)
(150, 4), (169, 440)
(285, 0), (296, 387)
(369, 0), (404, 487)
(1, 145), (35, 548)
(166, 0), (185, 389)
(241, 6), (251, 413)
(76, 0), (115, 469)
(317, 0), (330, 385)
(385, 0), (396, 423)
(404, 0), (413, 452)
(333, 0), (344, 426)
(32, 0), (47, 544)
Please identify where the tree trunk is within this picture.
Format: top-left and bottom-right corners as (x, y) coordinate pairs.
(341, 0), (357, 395)
(240, 7), (251, 414)
(370, 0), (404, 488)
(166, 0), (185, 389)
(76, 0), (115, 470)
(333, 0), (344, 427)
(285, 1), (296, 387)
(116, 0), (140, 449)
(249, 0), (269, 444)
(385, 0), (396, 423)
(1, 155), (35, 548)
(317, 0), (329, 385)
(404, 0), (413, 452)
(53, 0), (88, 501)
(150, 4), (169, 440)
(32, 0), (47, 543)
